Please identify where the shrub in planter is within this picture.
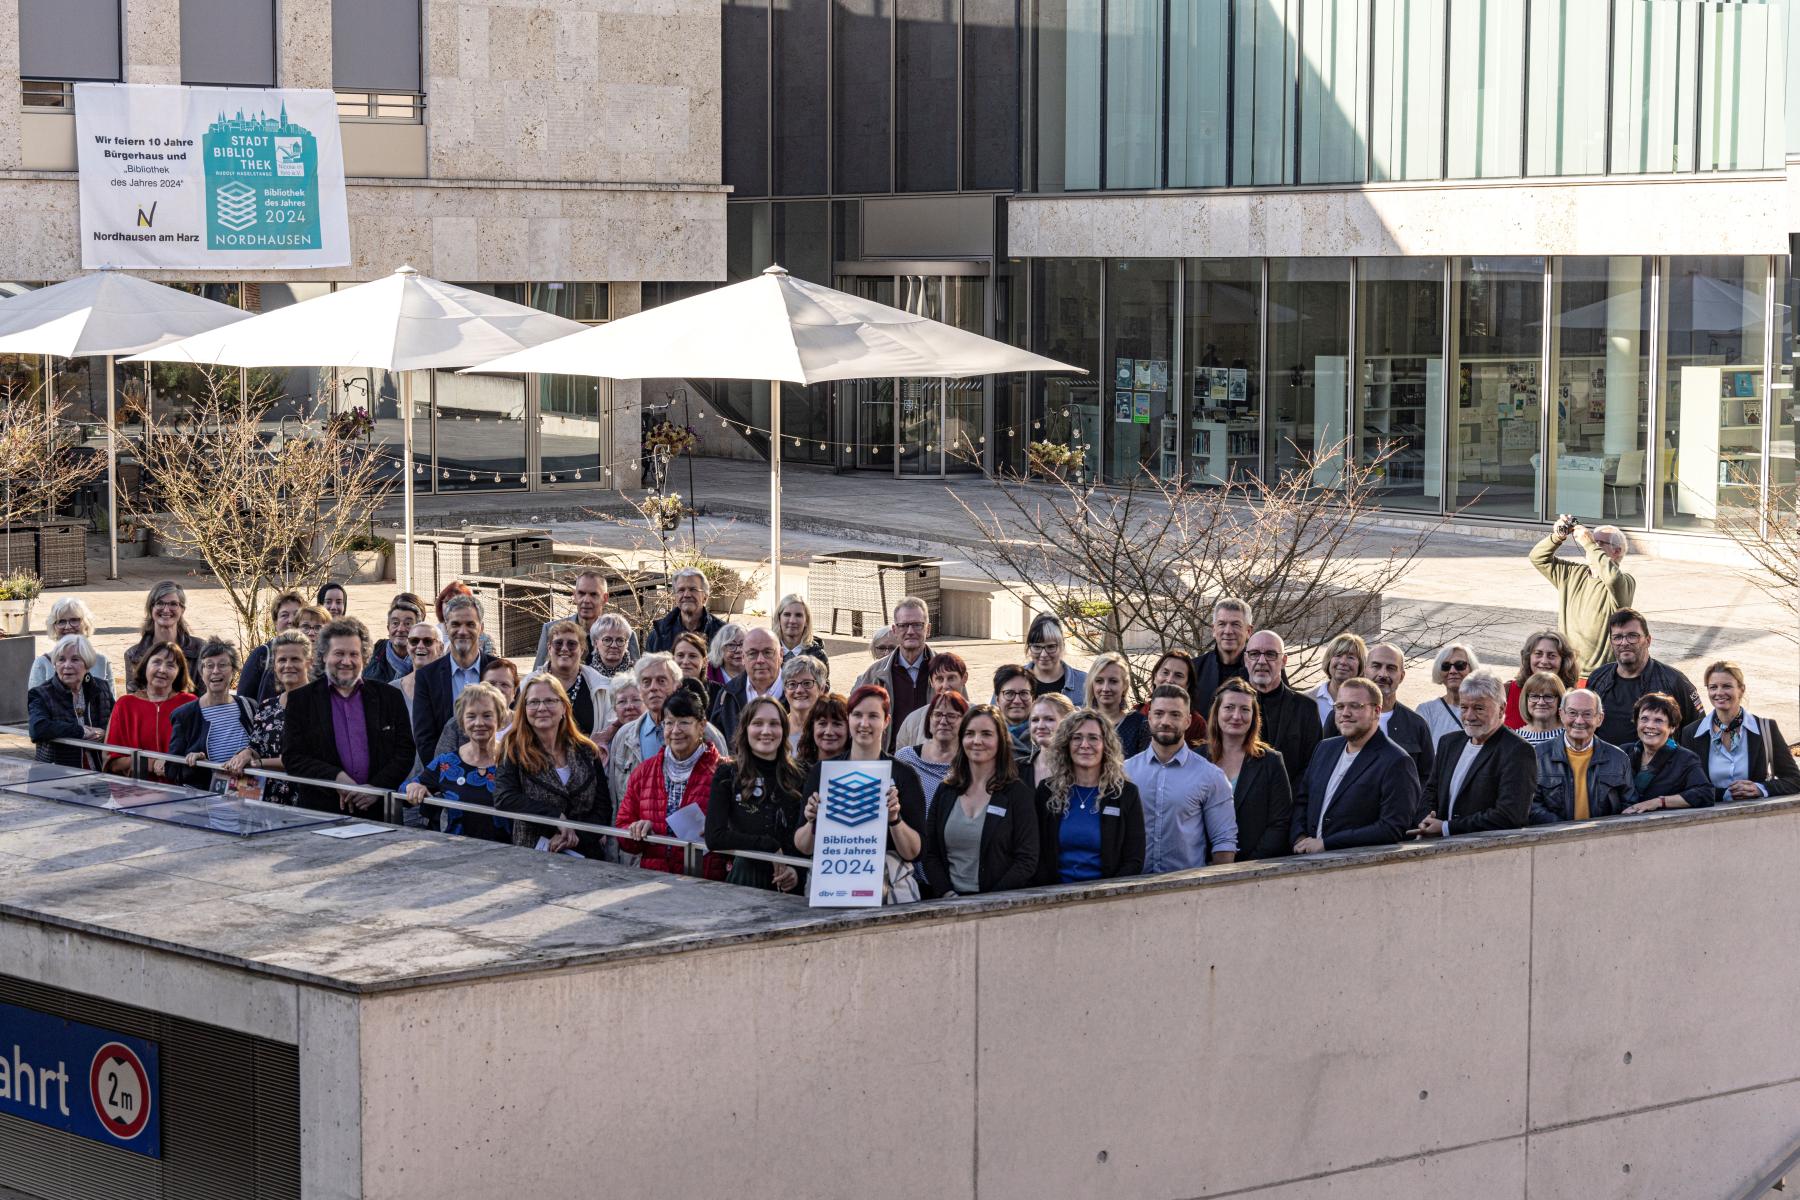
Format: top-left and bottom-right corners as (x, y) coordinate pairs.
(338, 533), (393, 583)
(0, 568), (43, 636)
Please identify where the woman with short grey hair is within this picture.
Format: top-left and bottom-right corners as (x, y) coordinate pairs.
(27, 597), (111, 691)
(708, 622), (746, 687)
(27, 633), (114, 769)
(779, 652), (828, 753)
(588, 612), (636, 678)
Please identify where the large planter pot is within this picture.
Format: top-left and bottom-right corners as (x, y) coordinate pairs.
(0, 599), (34, 637)
(117, 531), (149, 560)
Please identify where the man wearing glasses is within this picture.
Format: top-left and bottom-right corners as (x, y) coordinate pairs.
(708, 627), (785, 741)
(1584, 608), (1702, 748)
(533, 569), (639, 671)
(1290, 677), (1417, 855)
(854, 596), (934, 748)
(1243, 630), (1323, 788)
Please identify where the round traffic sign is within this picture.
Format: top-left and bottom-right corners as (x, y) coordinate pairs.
(89, 1042), (152, 1140)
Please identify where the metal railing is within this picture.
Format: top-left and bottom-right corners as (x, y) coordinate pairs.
(0, 724), (811, 879)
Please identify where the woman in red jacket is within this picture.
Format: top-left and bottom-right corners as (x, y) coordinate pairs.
(617, 688), (727, 879)
(104, 641), (196, 778)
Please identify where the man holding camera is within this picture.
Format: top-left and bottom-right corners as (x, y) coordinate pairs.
(1528, 515), (1636, 675)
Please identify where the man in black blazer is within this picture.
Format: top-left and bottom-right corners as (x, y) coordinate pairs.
(411, 595), (499, 755)
(284, 618), (415, 814)
(1367, 642), (1436, 785)
(1410, 672), (1535, 837)
(1291, 678), (1418, 853)
(1245, 630), (1323, 789)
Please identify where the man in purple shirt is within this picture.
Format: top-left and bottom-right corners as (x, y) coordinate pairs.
(284, 618), (415, 815)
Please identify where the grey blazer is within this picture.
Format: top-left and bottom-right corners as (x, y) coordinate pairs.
(494, 746), (615, 858)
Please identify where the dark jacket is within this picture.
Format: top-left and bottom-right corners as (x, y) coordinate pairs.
(1623, 741), (1713, 809)
(123, 632), (206, 691)
(781, 636), (829, 664)
(1222, 747), (1293, 860)
(1031, 779), (1146, 886)
(708, 672), (784, 744)
(645, 607), (724, 654)
(1586, 658), (1704, 748)
(1255, 683), (1323, 790)
(237, 641), (273, 703)
(1530, 735), (1635, 823)
(1421, 726), (1536, 833)
(1678, 714), (1800, 803)
(494, 745), (614, 858)
(1193, 648), (1249, 719)
(921, 776), (1039, 897)
(27, 677), (115, 768)
(1383, 702), (1437, 788)
(410, 651), (500, 759)
(1290, 729), (1419, 851)
(1115, 711), (1150, 760)
(282, 678), (416, 813)
(362, 640), (411, 686)
(168, 694), (259, 791)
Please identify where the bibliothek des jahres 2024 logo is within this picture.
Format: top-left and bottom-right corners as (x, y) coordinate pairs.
(200, 102), (321, 251)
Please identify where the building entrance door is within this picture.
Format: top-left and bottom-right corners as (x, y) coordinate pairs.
(834, 265), (988, 476)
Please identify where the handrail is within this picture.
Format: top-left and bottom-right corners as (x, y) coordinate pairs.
(0, 724), (813, 874)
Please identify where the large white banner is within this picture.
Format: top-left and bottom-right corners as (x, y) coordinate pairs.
(75, 83), (350, 270)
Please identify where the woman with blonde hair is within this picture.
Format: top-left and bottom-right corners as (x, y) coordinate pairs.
(1084, 652), (1133, 728)
(1423, 642), (1481, 745)
(773, 593), (828, 663)
(1309, 632), (1368, 725)
(1024, 690), (1076, 783)
(27, 598), (112, 691)
(1032, 708), (1144, 885)
(495, 672), (611, 856)
(408, 681), (512, 842)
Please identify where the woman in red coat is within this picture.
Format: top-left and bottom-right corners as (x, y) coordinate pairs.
(616, 688), (727, 879)
(104, 641), (196, 779)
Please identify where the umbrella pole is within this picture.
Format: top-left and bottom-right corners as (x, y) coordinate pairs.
(401, 371), (415, 593)
(106, 356), (119, 581)
(769, 378), (782, 605)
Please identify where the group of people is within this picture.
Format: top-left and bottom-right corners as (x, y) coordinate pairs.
(20, 531), (1798, 903)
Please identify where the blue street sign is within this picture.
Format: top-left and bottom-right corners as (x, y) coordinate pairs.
(0, 1002), (161, 1158)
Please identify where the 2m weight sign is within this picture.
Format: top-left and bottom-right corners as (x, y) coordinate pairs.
(0, 1003), (161, 1158)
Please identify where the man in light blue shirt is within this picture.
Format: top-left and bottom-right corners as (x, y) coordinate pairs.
(1125, 685), (1238, 871)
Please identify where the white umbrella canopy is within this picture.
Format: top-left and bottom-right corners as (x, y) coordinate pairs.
(472, 264), (1077, 382)
(124, 266), (589, 592)
(0, 270), (250, 357)
(0, 271), (251, 579)
(470, 265), (1084, 598)
(123, 265), (586, 370)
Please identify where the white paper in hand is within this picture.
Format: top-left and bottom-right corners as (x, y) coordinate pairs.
(665, 802), (707, 846)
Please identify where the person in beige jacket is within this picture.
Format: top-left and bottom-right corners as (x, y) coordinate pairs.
(1528, 516), (1635, 675)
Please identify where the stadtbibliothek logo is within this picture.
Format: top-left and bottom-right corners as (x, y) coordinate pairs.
(824, 771), (884, 826)
(200, 103), (321, 251)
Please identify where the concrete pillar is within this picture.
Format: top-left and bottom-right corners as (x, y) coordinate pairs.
(123, 0), (181, 85)
(0, 1), (19, 170)
(610, 282), (644, 488)
(279, 0), (334, 90)
(1603, 255), (1641, 457)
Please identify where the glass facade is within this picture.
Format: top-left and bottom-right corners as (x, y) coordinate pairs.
(989, 254), (1788, 538)
(1027, 0), (1787, 192)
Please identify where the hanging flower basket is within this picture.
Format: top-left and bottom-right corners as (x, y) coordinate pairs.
(638, 492), (690, 533)
(644, 420), (699, 457)
(325, 406), (374, 441)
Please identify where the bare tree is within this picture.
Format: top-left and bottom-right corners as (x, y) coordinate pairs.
(1715, 473), (1799, 698)
(952, 439), (1480, 683)
(0, 380), (104, 566)
(119, 370), (392, 645)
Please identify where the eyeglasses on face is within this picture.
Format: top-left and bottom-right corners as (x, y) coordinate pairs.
(998, 688), (1032, 702)
(1335, 701), (1372, 713)
(550, 639), (583, 651)
(1441, 660), (1470, 672)
(1244, 649), (1281, 661)
(524, 697), (565, 709)
(408, 637), (438, 647)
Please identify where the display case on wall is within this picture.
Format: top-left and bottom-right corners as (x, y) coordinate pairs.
(1188, 363), (1258, 484)
(1453, 356), (1542, 510)
(1676, 364), (1764, 520)
(1361, 356), (1442, 498)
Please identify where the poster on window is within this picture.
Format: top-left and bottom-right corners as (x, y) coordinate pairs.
(75, 83), (350, 270)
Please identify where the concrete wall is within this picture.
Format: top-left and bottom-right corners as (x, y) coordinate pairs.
(352, 802), (1800, 1200)
(1009, 175), (1791, 260)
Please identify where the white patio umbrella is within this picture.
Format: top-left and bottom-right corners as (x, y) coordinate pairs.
(469, 264), (1083, 600)
(125, 266), (587, 591)
(0, 271), (250, 579)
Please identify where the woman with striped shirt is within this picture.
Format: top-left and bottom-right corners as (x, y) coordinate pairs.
(171, 639), (258, 793)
